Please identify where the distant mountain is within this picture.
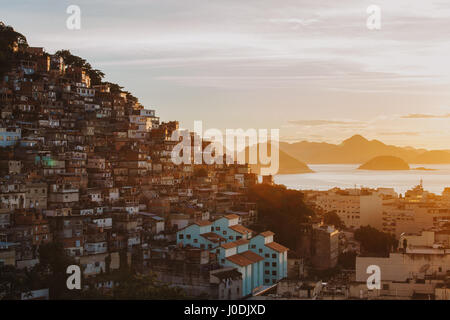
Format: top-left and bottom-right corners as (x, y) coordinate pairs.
(243, 144), (313, 175)
(412, 150), (450, 164)
(359, 156), (410, 171)
(278, 135), (442, 164)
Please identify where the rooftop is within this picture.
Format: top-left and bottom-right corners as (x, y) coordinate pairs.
(265, 241), (289, 253)
(226, 250), (264, 267)
(229, 224), (254, 235)
(221, 238), (249, 249)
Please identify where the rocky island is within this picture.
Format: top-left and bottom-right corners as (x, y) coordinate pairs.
(358, 156), (410, 171)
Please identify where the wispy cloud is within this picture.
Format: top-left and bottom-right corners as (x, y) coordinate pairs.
(288, 119), (365, 126)
(268, 18), (319, 28)
(401, 113), (450, 119)
(5, 0), (450, 149)
(378, 131), (420, 136)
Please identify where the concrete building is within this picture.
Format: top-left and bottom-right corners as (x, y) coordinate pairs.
(177, 214), (288, 297)
(351, 230), (450, 299)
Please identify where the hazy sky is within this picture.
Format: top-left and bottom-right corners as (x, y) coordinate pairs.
(3, 0), (450, 149)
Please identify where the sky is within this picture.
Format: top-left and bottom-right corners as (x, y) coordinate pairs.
(3, 0), (450, 149)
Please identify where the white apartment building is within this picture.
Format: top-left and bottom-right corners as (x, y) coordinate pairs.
(314, 188), (396, 230)
(350, 230), (450, 299)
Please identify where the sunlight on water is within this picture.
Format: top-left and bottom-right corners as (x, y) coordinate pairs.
(274, 164), (450, 195)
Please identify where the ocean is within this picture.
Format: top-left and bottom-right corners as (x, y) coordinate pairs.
(274, 164), (450, 195)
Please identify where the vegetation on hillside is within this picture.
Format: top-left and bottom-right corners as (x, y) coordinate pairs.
(0, 22), (28, 77)
(0, 23), (138, 103)
(247, 184), (315, 250)
(54, 49), (105, 86)
(0, 242), (185, 300)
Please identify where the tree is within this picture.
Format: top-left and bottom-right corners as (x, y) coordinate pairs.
(0, 265), (29, 299)
(354, 226), (397, 256)
(54, 50), (105, 85)
(112, 271), (185, 300)
(338, 251), (357, 270)
(323, 211), (344, 229)
(0, 22), (28, 77)
(36, 242), (79, 299)
(247, 184), (315, 250)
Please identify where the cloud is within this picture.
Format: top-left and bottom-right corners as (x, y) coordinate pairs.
(288, 119), (365, 126)
(378, 131), (420, 136)
(401, 113), (450, 119)
(268, 18), (319, 28)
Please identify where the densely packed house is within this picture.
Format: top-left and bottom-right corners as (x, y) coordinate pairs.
(0, 40), (287, 298)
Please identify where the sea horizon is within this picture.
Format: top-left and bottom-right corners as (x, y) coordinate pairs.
(274, 163), (450, 195)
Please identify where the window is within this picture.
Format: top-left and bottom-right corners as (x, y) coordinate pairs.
(186, 234), (191, 239)
(251, 245), (256, 249)
(272, 254), (276, 259)
(259, 249), (263, 253)
(264, 279), (270, 284)
(272, 262), (277, 267)
(382, 284), (389, 290)
(193, 239), (198, 243)
(264, 262), (269, 267)
(272, 271), (277, 276)
(265, 271), (270, 275)
(216, 227), (220, 231)
(223, 231), (227, 235)
(265, 254), (269, 258)
(229, 236), (233, 240)
(179, 234), (184, 240)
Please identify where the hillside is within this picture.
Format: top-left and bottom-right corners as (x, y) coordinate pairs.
(278, 135), (449, 164)
(243, 144), (313, 175)
(412, 150), (450, 164)
(358, 156), (410, 171)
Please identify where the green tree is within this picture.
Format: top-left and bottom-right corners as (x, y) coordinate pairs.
(36, 242), (79, 299)
(54, 49), (105, 85)
(0, 22), (28, 77)
(113, 271), (185, 300)
(354, 225), (397, 256)
(247, 184), (315, 250)
(323, 211), (344, 229)
(338, 251), (357, 270)
(0, 265), (29, 299)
